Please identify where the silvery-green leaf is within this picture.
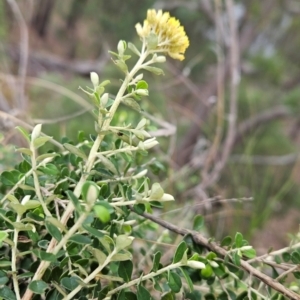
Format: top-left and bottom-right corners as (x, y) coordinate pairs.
(135, 118), (147, 130)
(149, 183), (164, 200)
(128, 42), (140, 56)
(122, 98), (141, 111)
(142, 66), (164, 75)
(63, 143), (87, 160)
(97, 154), (118, 175)
(15, 148), (33, 156)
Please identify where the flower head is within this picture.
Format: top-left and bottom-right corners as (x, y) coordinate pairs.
(136, 9), (189, 60)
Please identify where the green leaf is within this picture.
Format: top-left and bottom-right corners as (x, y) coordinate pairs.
(232, 251), (241, 266)
(90, 248), (107, 265)
(45, 220), (62, 242)
(12, 222), (35, 231)
(201, 264), (213, 278)
(136, 80), (148, 90)
(23, 200), (41, 210)
(94, 205), (110, 223)
(36, 153), (57, 162)
(221, 236), (232, 247)
(29, 280), (48, 294)
(116, 235), (133, 251)
(149, 183), (164, 200)
(61, 276), (81, 291)
(291, 251), (300, 264)
(293, 271), (300, 279)
(168, 271), (182, 293)
(161, 291), (175, 300)
(193, 215), (204, 231)
(16, 126), (30, 142)
(0, 261), (11, 267)
(66, 190), (82, 213)
(0, 286), (17, 300)
(213, 264), (226, 277)
(242, 248), (256, 259)
(282, 252), (291, 262)
(128, 42), (140, 56)
(38, 240), (49, 249)
(114, 59), (128, 73)
(118, 260), (133, 282)
(69, 234), (91, 245)
(180, 267), (194, 292)
(0, 275), (9, 285)
(9, 203), (26, 215)
(63, 143), (87, 160)
(98, 154), (118, 174)
(274, 255), (281, 264)
(99, 235), (115, 253)
(173, 241), (187, 263)
(15, 147), (33, 156)
(46, 217), (66, 233)
(111, 250), (132, 261)
(142, 66), (164, 75)
(234, 232), (243, 248)
(32, 250), (57, 262)
(137, 285), (152, 300)
(151, 251), (161, 272)
(33, 136), (52, 149)
(122, 98), (141, 111)
(39, 164), (59, 176)
(82, 224), (104, 238)
(0, 171), (16, 186)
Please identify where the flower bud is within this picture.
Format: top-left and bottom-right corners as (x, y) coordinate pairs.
(101, 93), (109, 107)
(155, 56), (166, 63)
(209, 261), (219, 268)
(187, 260), (206, 269)
(117, 40), (126, 55)
(136, 89), (149, 96)
(143, 138), (159, 150)
(90, 72), (99, 89)
(31, 124), (42, 141)
(135, 74), (144, 81)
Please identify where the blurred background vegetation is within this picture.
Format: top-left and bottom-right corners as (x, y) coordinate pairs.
(1, 0), (300, 253)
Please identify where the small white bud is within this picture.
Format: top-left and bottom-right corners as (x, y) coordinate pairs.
(143, 138), (159, 150)
(187, 260), (206, 269)
(135, 74), (144, 81)
(240, 246), (253, 251)
(132, 169), (148, 179)
(159, 193), (175, 202)
(209, 261), (219, 268)
(135, 89), (149, 96)
(117, 40), (126, 55)
(21, 195), (31, 205)
(155, 56), (166, 63)
(31, 124), (42, 141)
(101, 93), (109, 107)
(90, 72), (99, 89)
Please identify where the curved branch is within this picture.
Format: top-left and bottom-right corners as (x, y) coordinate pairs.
(137, 210), (300, 300)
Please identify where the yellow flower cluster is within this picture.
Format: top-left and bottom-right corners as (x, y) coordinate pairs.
(136, 9), (189, 61)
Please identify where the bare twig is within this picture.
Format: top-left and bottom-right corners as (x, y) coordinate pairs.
(201, 0), (240, 189)
(202, 0), (225, 177)
(135, 210), (300, 299)
(6, 0), (29, 110)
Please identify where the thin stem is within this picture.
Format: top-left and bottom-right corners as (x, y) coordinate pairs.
(30, 143), (52, 217)
(64, 250), (117, 300)
(105, 261), (183, 298)
(11, 215), (21, 300)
